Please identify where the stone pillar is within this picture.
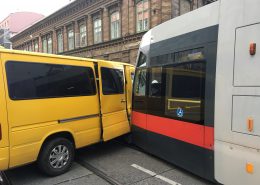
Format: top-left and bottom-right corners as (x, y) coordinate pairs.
(121, 0), (129, 37)
(87, 15), (93, 46)
(161, 0), (172, 22)
(103, 8), (109, 42)
(74, 21), (79, 48)
(128, 0), (135, 35)
(52, 30), (57, 54)
(151, 0), (162, 28)
(85, 17), (88, 46)
(63, 26), (68, 52)
(130, 48), (138, 65)
(38, 35), (42, 52)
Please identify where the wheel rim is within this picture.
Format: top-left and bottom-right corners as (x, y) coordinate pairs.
(49, 145), (70, 169)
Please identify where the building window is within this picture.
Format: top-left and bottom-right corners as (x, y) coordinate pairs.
(47, 36), (52, 54)
(136, 0), (149, 32)
(34, 40), (39, 52)
(57, 31), (63, 53)
(94, 18), (102, 44)
(110, 11), (120, 40)
(42, 37), (47, 53)
(68, 27), (75, 50)
(79, 24), (87, 47)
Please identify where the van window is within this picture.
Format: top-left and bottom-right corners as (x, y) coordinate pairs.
(101, 67), (124, 95)
(6, 61), (96, 100)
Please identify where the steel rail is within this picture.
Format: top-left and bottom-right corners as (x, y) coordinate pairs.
(77, 158), (123, 185)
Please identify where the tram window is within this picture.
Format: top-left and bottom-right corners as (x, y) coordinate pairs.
(101, 67), (124, 95)
(134, 69), (147, 96)
(150, 48), (204, 67)
(149, 67), (162, 97)
(165, 62), (205, 123)
(6, 61), (96, 100)
(137, 52), (147, 67)
(131, 72), (135, 83)
(151, 54), (170, 66)
(174, 48), (204, 63)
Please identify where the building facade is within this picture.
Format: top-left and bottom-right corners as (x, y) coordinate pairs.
(0, 12), (44, 49)
(11, 0), (214, 65)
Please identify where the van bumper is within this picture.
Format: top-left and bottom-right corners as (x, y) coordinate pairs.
(0, 147), (9, 170)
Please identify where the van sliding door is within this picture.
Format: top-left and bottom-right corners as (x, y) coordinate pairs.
(98, 63), (130, 141)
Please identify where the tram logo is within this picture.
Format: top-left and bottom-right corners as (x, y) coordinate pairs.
(176, 107), (184, 118)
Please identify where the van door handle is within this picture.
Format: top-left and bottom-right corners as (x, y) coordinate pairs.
(121, 99), (126, 103)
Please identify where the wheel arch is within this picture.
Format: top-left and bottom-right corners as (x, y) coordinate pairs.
(37, 131), (75, 160)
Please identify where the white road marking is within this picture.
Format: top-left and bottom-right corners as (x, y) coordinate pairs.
(131, 164), (182, 185)
(131, 164), (157, 176)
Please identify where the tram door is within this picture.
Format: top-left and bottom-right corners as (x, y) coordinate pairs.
(132, 68), (148, 149)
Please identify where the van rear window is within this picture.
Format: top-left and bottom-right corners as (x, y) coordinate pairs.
(6, 61), (96, 100)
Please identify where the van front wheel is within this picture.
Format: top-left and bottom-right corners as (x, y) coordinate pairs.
(37, 138), (74, 176)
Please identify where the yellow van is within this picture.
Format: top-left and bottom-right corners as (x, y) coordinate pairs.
(0, 48), (135, 176)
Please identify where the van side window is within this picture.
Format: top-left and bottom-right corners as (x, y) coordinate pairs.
(6, 61), (96, 100)
(101, 67), (124, 95)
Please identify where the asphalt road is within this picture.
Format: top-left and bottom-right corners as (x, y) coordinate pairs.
(4, 140), (215, 185)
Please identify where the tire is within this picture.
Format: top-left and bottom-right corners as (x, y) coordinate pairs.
(37, 137), (75, 176)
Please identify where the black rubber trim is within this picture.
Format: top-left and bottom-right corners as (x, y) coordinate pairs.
(58, 114), (99, 124)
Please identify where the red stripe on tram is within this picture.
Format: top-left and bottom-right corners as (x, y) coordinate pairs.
(132, 111), (214, 150)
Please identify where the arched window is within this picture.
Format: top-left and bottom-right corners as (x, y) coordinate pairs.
(136, 0), (149, 32)
(110, 11), (120, 39)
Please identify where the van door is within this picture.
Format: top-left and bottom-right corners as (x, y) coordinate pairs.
(0, 53), (9, 170)
(98, 62), (130, 141)
(124, 65), (135, 117)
